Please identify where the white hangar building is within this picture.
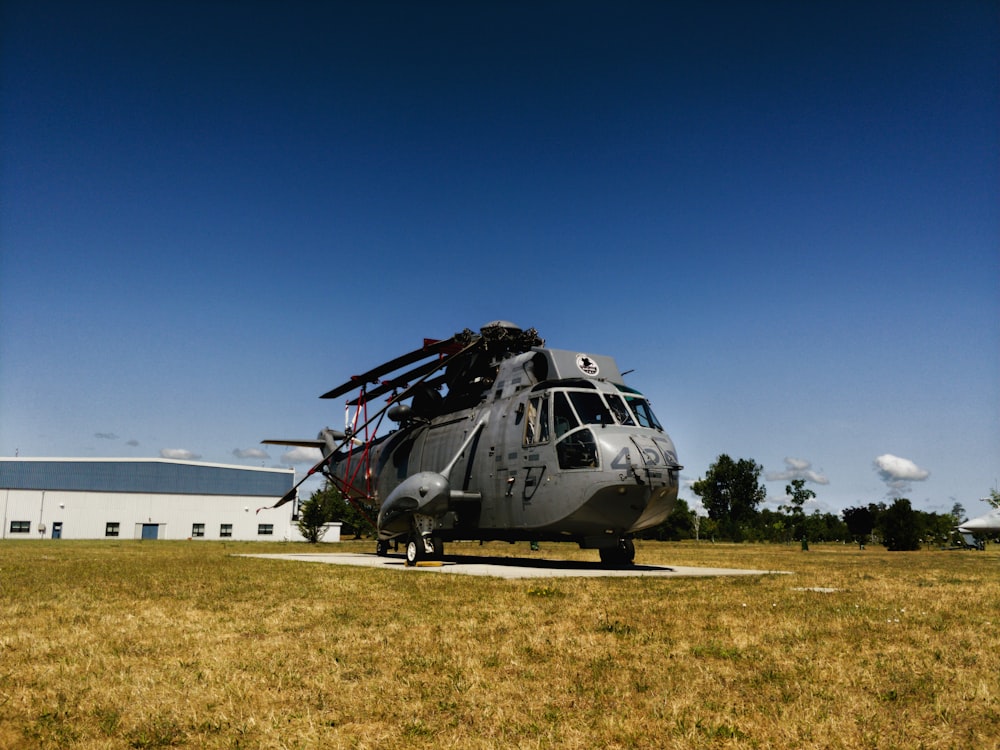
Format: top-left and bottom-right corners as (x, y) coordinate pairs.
(0, 457), (331, 542)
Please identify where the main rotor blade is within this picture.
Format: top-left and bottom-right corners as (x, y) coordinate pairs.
(259, 336), (484, 512)
(320, 335), (463, 400)
(261, 439), (326, 448)
(345, 356), (448, 406)
(368, 335), (482, 406)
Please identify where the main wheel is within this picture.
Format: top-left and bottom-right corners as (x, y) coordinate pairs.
(621, 538), (636, 564)
(599, 538), (636, 567)
(406, 538), (424, 566)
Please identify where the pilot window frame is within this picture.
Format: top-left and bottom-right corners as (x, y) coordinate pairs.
(522, 394), (551, 446)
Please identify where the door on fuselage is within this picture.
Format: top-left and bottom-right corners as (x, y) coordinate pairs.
(485, 394), (546, 529)
(492, 392), (554, 527)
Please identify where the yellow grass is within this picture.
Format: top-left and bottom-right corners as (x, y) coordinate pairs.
(1, 539), (997, 749)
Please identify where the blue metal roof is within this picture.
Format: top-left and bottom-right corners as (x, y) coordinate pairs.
(0, 459), (292, 497)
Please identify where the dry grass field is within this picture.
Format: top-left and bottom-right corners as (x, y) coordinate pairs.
(1, 539), (997, 749)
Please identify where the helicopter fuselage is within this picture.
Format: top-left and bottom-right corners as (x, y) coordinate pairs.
(326, 346), (681, 561)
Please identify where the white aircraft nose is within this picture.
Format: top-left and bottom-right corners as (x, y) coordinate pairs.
(957, 509), (1000, 533)
(959, 518), (988, 532)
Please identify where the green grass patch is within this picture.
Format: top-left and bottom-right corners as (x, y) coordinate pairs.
(0, 539), (998, 748)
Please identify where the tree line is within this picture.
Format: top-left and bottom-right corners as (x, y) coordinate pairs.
(641, 454), (982, 551)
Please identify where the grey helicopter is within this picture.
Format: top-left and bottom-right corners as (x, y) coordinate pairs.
(263, 321), (682, 565)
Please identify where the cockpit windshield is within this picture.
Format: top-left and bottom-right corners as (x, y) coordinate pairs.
(567, 391), (613, 426)
(548, 388), (662, 431)
(605, 394), (635, 425)
(624, 396), (662, 430)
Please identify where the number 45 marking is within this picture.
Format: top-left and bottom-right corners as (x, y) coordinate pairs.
(611, 447), (660, 469)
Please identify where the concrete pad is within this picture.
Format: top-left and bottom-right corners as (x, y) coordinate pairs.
(240, 552), (789, 579)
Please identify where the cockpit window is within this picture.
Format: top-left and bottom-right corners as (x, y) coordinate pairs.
(553, 392), (578, 438)
(553, 390), (602, 469)
(523, 395), (550, 445)
(553, 389), (643, 428)
(625, 396), (663, 430)
(568, 391), (613, 426)
(557, 428), (599, 469)
(606, 394), (635, 426)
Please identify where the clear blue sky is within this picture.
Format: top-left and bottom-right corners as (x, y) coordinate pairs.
(2, 1), (997, 518)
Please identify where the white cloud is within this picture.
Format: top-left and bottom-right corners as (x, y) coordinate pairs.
(765, 457), (830, 485)
(282, 447), (323, 465)
(160, 448), (202, 461)
(874, 454), (930, 481)
(874, 454), (930, 497)
(94, 432), (118, 440)
(233, 448), (269, 460)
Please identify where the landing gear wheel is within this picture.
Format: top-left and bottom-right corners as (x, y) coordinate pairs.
(432, 537), (444, 559)
(375, 539), (389, 557)
(621, 538), (635, 564)
(599, 538), (636, 567)
(406, 538), (425, 566)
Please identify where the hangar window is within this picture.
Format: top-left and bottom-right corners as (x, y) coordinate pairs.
(105, 522), (120, 537)
(220, 524), (233, 538)
(9, 520), (30, 534)
(257, 524), (274, 535)
(192, 523), (205, 538)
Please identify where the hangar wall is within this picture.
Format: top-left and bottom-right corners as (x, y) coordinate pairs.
(0, 458), (339, 543)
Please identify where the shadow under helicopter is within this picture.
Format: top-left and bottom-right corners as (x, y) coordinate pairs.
(386, 552), (670, 572)
(240, 552), (788, 579)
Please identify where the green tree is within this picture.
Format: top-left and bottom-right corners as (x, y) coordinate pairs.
(868, 502), (887, 543)
(697, 514), (717, 541)
(804, 510), (849, 542)
(691, 454), (766, 542)
(296, 483), (342, 543)
(756, 508), (788, 543)
(842, 505), (876, 548)
(881, 498), (923, 551)
(336, 494), (377, 539)
(919, 509), (955, 547)
(780, 478), (816, 542)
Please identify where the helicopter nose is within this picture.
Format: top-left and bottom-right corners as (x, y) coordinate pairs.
(600, 433), (680, 531)
(626, 482), (678, 532)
